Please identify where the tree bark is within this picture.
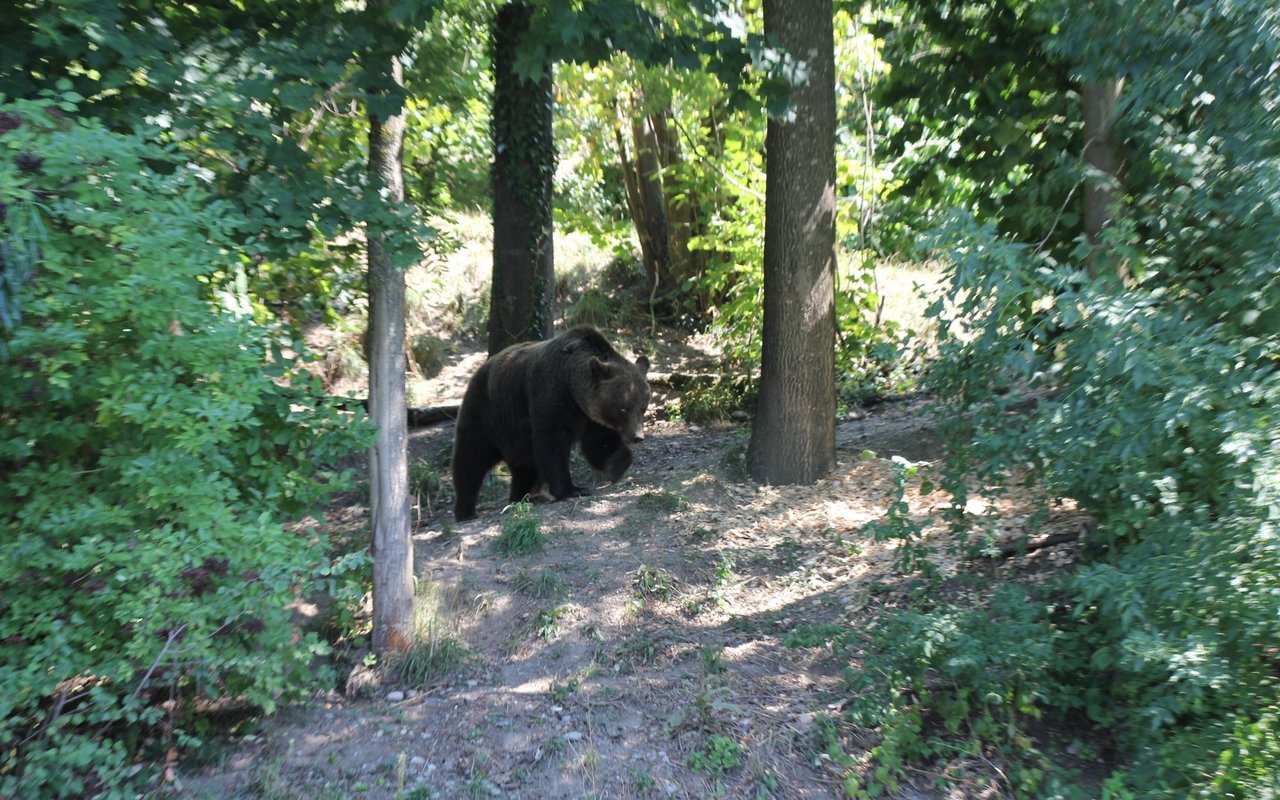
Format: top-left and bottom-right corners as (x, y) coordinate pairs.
(489, 2), (555, 355)
(747, 0), (837, 486)
(1082, 78), (1127, 283)
(630, 101), (670, 295)
(366, 41), (414, 655)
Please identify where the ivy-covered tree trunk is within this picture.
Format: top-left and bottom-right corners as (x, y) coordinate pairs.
(365, 40), (414, 655)
(489, 1), (555, 355)
(746, 0), (836, 485)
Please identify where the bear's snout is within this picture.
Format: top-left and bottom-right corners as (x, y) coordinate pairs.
(627, 431), (645, 444)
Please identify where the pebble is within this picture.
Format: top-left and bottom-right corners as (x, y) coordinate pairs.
(407, 689), (419, 699)
(409, 756), (427, 769)
(564, 730), (584, 741)
(386, 690), (406, 702)
(467, 679), (479, 687)
(550, 705), (563, 714)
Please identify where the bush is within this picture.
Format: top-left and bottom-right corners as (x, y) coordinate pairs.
(847, 3), (1280, 795)
(0, 96), (368, 797)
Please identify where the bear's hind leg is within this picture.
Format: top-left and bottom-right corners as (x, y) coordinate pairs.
(509, 466), (541, 504)
(452, 438), (502, 521)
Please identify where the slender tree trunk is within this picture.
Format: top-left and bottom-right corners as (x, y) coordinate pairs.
(1083, 78), (1127, 283)
(651, 109), (703, 295)
(630, 100), (669, 295)
(747, 0), (837, 485)
(489, 2), (555, 355)
(366, 43), (414, 655)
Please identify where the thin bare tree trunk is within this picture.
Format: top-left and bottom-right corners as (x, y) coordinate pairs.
(651, 109), (703, 296)
(630, 100), (669, 295)
(1083, 78), (1127, 283)
(366, 42), (414, 655)
(747, 0), (837, 485)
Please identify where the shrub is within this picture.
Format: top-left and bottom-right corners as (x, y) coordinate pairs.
(0, 96), (368, 797)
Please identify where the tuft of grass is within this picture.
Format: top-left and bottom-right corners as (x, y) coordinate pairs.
(549, 676), (579, 702)
(492, 500), (543, 555)
(385, 583), (470, 687)
(531, 605), (570, 641)
(636, 490), (689, 514)
(511, 568), (565, 599)
(409, 456), (450, 516)
(408, 332), (448, 379)
(633, 564), (674, 601)
(566, 288), (615, 328)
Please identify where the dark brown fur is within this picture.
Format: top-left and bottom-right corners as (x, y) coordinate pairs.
(451, 327), (650, 521)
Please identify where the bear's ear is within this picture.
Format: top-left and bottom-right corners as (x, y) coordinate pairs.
(590, 356), (612, 381)
(635, 354), (650, 375)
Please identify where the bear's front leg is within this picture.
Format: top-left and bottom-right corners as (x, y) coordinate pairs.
(581, 422), (633, 482)
(532, 425), (588, 501)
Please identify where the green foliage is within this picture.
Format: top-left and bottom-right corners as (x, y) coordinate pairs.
(668, 376), (757, 425)
(850, 1), (1280, 795)
(0, 98), (369, 797)
(846, 586), (1059, 796)
(491, 500), (543, 556)
(685, 733), (743, 775)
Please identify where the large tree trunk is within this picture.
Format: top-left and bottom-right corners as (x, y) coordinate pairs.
(489, 2), (555, 355)
(366, 42), (414, 655)
(746, 0), (837, 485)
(1083, 78), (1126, 283)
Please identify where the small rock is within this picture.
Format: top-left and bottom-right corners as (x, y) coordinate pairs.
(426, 763), (438, 773)
(550, 705), (563, 714)
(794, 712), (817, 735)
(467, 679), (479, 687)
(564, 730), (584, 741)
(386, 690), (406, 703)
(730, 410), (749, 423)
(407, 689), (419, 699)
(409, 756), (427, 769)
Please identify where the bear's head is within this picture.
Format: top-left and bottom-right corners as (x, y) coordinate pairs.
(586, 354), (650, 444)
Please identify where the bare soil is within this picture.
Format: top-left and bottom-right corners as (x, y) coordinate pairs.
(179, 336), (1073, 800)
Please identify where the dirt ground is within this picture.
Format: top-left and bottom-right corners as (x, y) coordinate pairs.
(178, 332), (1071, 800)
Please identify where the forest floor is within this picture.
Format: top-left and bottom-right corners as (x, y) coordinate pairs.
(181, 376), (1080, 799)
(179, 218), (1079, 799)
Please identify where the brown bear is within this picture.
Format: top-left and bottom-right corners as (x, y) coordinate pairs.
(451, 326), (650, 521)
